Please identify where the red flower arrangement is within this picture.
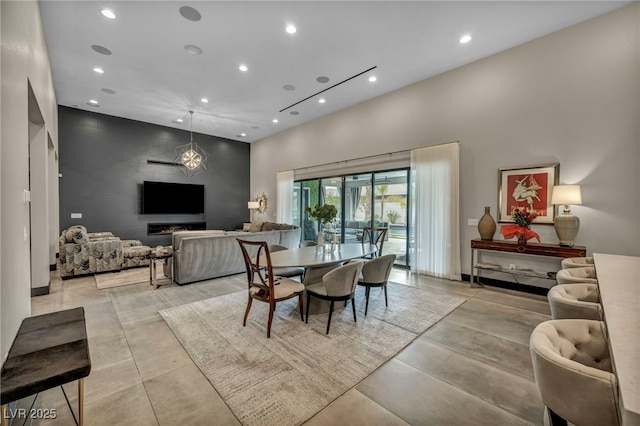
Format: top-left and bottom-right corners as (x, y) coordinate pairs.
(500, 208), (541, 242)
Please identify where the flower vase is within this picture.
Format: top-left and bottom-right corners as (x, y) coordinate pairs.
(517, 232), (527, 245)
(478, 207), (497, 241)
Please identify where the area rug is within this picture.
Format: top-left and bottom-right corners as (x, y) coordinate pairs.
(160, 282), (466, 425)
(95, 267), (170, 289)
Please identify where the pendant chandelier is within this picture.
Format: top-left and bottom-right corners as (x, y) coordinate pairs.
(175, 110), (209, 177)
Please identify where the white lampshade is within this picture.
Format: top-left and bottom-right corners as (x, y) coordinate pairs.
(248, 201), (260, 209)
(551, 185), (582, 205)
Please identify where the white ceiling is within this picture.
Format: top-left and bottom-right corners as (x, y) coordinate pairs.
(40, 1), (631, 143)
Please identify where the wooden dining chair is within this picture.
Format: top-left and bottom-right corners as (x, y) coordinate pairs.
(268, 244), (305, 281)
(305, 261), (363, 334)
(237, 239), (305, 338)
(361, 226), (388, 258)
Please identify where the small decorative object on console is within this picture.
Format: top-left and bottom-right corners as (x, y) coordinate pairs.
(500, 208), (540, 243)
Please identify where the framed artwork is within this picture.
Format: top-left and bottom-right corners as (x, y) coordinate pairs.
(498, 163), (559, 224)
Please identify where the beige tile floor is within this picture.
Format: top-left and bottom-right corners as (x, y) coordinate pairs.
(17, 267), (550, 425)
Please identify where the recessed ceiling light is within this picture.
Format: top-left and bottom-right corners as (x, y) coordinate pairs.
(179, 6), (201, 22)
(101, 88), (116, 94)
(184, 44), (203, 55)
(176, 118), (183, 123)
(286, 25), (297, 34)
(251, 126), (259, 129)
(239, 64), (248, 72)
(93, 67), (104, 74)
(91, 45), (112, 55)
(290, 111), (299, 115)
(101, 9), (116, 19)
(460, 35), (472, 44)
(283, 84), (295, 91)
(368, 76), (377, 82)
(201, 98), (208, 103)
(272, 119), (279, 123)
(316, 76), (330, 83)
(88, 99), (99, 104)
(241, 133), (246, 137)
(318, 98), (326, 104)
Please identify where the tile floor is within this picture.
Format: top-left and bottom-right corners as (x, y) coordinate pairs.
(16, 267), (550, 425)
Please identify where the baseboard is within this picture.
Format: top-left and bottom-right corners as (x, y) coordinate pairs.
(31, 282), (51, 297)
(461, 274), (548, 296)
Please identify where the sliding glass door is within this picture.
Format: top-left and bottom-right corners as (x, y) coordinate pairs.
(293, 168), (409, 267)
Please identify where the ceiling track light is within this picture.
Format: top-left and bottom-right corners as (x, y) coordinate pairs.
(279, 65), (377, 113)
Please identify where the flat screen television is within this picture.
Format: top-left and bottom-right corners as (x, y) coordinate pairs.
(142, 181), (205, 214)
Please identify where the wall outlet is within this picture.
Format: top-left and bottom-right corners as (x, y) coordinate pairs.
(71, 213), (82, 219)
(509, 264), (516, 269)
(467, 218), (478, 226)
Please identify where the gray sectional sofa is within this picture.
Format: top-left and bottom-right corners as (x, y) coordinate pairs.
(168, 223), (301, 285)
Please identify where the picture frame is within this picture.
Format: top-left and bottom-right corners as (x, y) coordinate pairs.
(498, 163), (559, 224)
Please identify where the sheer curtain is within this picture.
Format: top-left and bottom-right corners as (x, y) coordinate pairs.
(276, 170), (294, 224)
(410, 142), (461, 280)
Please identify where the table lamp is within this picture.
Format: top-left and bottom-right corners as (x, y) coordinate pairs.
(248, 201), (260, 222)
(551, 185), (582, 246)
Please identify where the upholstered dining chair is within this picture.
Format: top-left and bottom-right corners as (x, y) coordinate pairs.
(561, 256), (594, 270)
(361, 226), (388, 258)
(305, 261), (363, 334)
(529, 319), (620, 426)
(237, 239), (305, 338)
(547, 283), (603, 320)
(268, 244), (305, 280)
(299, 240), (318, 248)
(556, 266), (598, 285)
(357, 254), (396, 315)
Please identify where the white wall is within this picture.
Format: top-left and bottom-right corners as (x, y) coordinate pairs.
(1, 1), (59, 361)
(251, 4), (640, 273)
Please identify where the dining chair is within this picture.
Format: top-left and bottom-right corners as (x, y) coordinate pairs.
(305, 261), (363, 334)
(357, 254), (396, 315)
(361, 226), (388, 258)
(299, 240), (318, 248)
(237, 239), (305, 338)
(268, 244), (305, 280)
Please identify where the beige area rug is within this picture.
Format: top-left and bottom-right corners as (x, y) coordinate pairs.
(160, 282), (466, 426)
(95, 267), (171, 289)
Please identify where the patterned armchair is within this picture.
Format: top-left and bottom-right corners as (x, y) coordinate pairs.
(58, 225), (123, 278)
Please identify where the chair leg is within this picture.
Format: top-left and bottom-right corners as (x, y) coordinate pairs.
(365, 286), (370, 316)
(305, 292), (311, 323)
(326, 301), (334, 334)
(298, 293), (304, 321)
(243, 296), (253, 326)
(351, 298), (357, 322)
(267, 302), (275, 338)
(383, 284), (388, 306)
(548, 408), (568, 426)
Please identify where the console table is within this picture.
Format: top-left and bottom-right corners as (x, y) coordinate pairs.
(470, 239), (587, 287)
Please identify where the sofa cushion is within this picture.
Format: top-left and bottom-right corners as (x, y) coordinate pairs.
(249, 222), (264, 232)
(279, 224), (294, 230)
(65, 227), (89, 244)
(262, 222), (279, 231)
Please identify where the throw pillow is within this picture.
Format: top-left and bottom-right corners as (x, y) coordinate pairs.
(249, 222), (264, 233)
(66, 227), (89, 244)
(262, 222), (279, 231)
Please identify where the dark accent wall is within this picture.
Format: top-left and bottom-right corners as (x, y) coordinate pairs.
(58, 106), (251, 246)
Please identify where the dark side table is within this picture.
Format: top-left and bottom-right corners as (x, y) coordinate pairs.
(1, 307), (91, 426)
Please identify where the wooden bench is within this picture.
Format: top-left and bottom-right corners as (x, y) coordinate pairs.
(1, 307), (91, 426)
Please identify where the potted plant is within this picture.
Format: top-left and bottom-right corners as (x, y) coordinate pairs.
(305, 204), (338, 245)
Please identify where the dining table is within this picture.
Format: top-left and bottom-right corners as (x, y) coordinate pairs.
(263, 243), (378, 314)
